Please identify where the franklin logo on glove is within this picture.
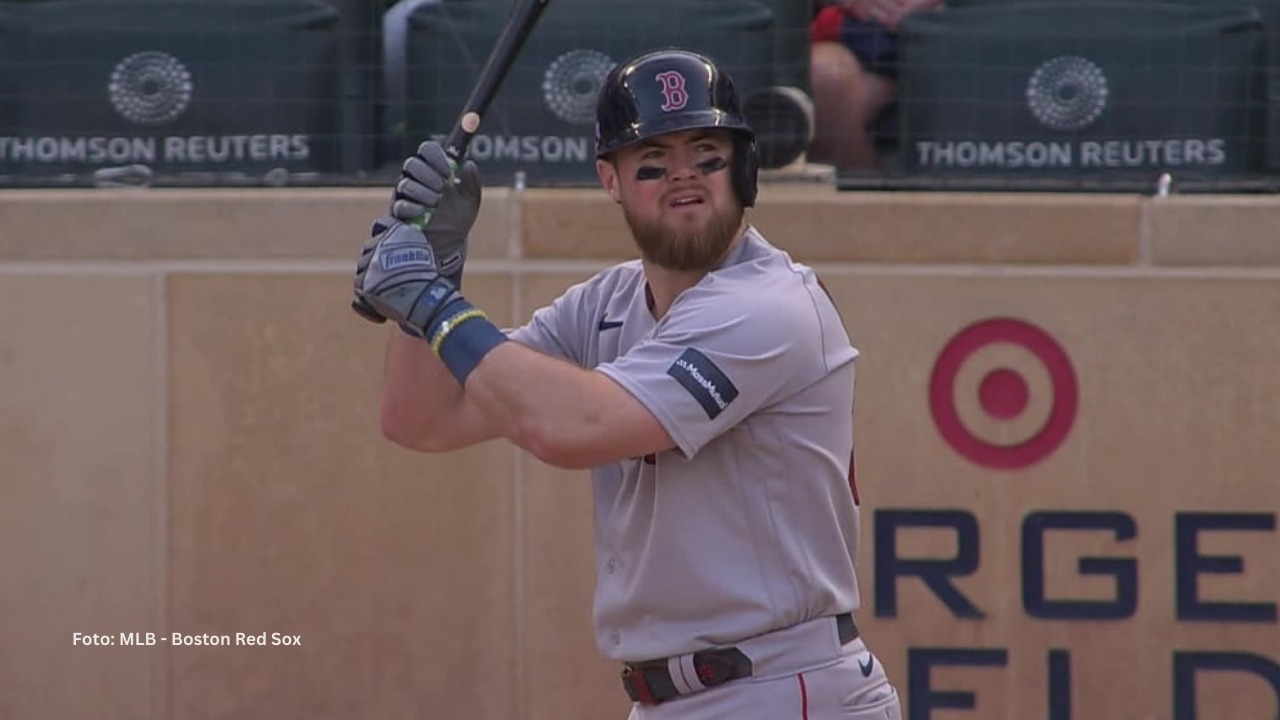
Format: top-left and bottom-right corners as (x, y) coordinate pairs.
(381, 247), (432, 270)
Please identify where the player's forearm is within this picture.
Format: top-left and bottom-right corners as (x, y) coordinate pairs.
(380, 331), (494, 451)
(463, 341), (625, 469)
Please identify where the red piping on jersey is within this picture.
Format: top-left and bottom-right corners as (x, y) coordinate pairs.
(797, 673), (810, 720)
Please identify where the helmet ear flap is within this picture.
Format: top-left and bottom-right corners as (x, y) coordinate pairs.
(733, 134), (759, 208)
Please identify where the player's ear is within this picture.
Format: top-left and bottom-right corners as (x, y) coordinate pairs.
(596, 158), (622, 203)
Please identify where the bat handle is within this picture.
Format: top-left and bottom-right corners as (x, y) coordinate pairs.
(443, 108), (484, 165)
(408, 211), (434, 232)
(351, 296), (387, 324)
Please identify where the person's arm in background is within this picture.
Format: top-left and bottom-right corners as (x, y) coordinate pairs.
(822, 0), (942, 31)
(879, 0), (944, 31)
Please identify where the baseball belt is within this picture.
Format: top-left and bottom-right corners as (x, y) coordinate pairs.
(621, 613), (860, 706)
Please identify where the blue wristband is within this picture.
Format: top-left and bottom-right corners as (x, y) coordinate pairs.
(429, 299), (509, 385)
(425, 298), (472, 341)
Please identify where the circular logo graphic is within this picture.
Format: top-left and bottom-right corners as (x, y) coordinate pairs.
(108, 51), (193, 126)
(543, 50), (615, 125)
(929, 318), (1078, 470)
(1026, 56), (1108, 132)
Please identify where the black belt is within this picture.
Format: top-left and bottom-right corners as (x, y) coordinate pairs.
(621, 613), (859, 706)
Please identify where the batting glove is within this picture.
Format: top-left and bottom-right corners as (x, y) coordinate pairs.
(351, 216), (398, 324)
(354, 218), (462, 339)
(391, 140), (482, 290)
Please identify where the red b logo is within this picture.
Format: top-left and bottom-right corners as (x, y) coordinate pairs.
(655, 71), (688, 112)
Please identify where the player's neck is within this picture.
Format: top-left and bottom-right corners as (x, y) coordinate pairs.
(643, 224), (748, 319)
(642, 267), (704, 319)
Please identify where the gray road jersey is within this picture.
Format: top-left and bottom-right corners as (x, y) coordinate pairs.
(507, 227), (862, 662)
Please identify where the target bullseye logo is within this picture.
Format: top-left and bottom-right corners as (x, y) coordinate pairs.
(929, 318), (1078, 469)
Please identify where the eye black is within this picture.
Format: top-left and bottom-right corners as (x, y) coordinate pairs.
(696, 157), (728, 175)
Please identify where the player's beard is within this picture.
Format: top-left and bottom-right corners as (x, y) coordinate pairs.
(624, 201), (744, 273)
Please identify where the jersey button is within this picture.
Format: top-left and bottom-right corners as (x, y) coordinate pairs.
(610, 630), (621, 646)
(606, 559), (617, 574)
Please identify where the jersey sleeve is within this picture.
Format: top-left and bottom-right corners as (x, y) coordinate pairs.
(596, 281), (845, 458)
(504, 279), (595, 366)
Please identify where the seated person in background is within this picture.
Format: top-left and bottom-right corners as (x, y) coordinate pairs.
(808, 0), (943, 171)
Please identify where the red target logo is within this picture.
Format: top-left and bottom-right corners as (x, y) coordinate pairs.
(929, 318), (1078, 470)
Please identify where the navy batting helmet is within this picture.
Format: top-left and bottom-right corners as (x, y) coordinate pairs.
(594, 48), (759, 207)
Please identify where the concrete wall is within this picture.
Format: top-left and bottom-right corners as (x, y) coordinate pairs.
(1, 185), (1278, 720)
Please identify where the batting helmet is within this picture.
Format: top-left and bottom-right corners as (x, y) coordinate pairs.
(594, 48), (759, 207)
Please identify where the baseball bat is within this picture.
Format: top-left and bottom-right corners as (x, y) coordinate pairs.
(354, 0), (552, 323)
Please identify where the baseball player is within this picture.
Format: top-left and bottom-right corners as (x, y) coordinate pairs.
(353, 47), (902, 720)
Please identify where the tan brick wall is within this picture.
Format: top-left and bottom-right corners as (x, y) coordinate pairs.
(2, 188), (1277, 720)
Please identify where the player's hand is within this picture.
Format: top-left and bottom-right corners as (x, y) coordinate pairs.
(351, 215), (398, 324)
(391, 140), (482, 290)
(354, 218), (462, 339)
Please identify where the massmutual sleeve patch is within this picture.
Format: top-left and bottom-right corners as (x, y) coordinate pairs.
(666, 348), (740, 420)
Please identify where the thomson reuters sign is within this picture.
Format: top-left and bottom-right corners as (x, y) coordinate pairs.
(913, 54), (1228, 170)
(0, 49), (312, 166)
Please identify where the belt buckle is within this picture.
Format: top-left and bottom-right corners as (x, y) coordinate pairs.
(621, 662), (660, 705)
(621, 648), (753, 706)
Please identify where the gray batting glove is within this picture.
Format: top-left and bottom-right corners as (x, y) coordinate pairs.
(391, 140), (482, 290)
(354, 218), (462, 339)
(350, 215), (399, 324)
